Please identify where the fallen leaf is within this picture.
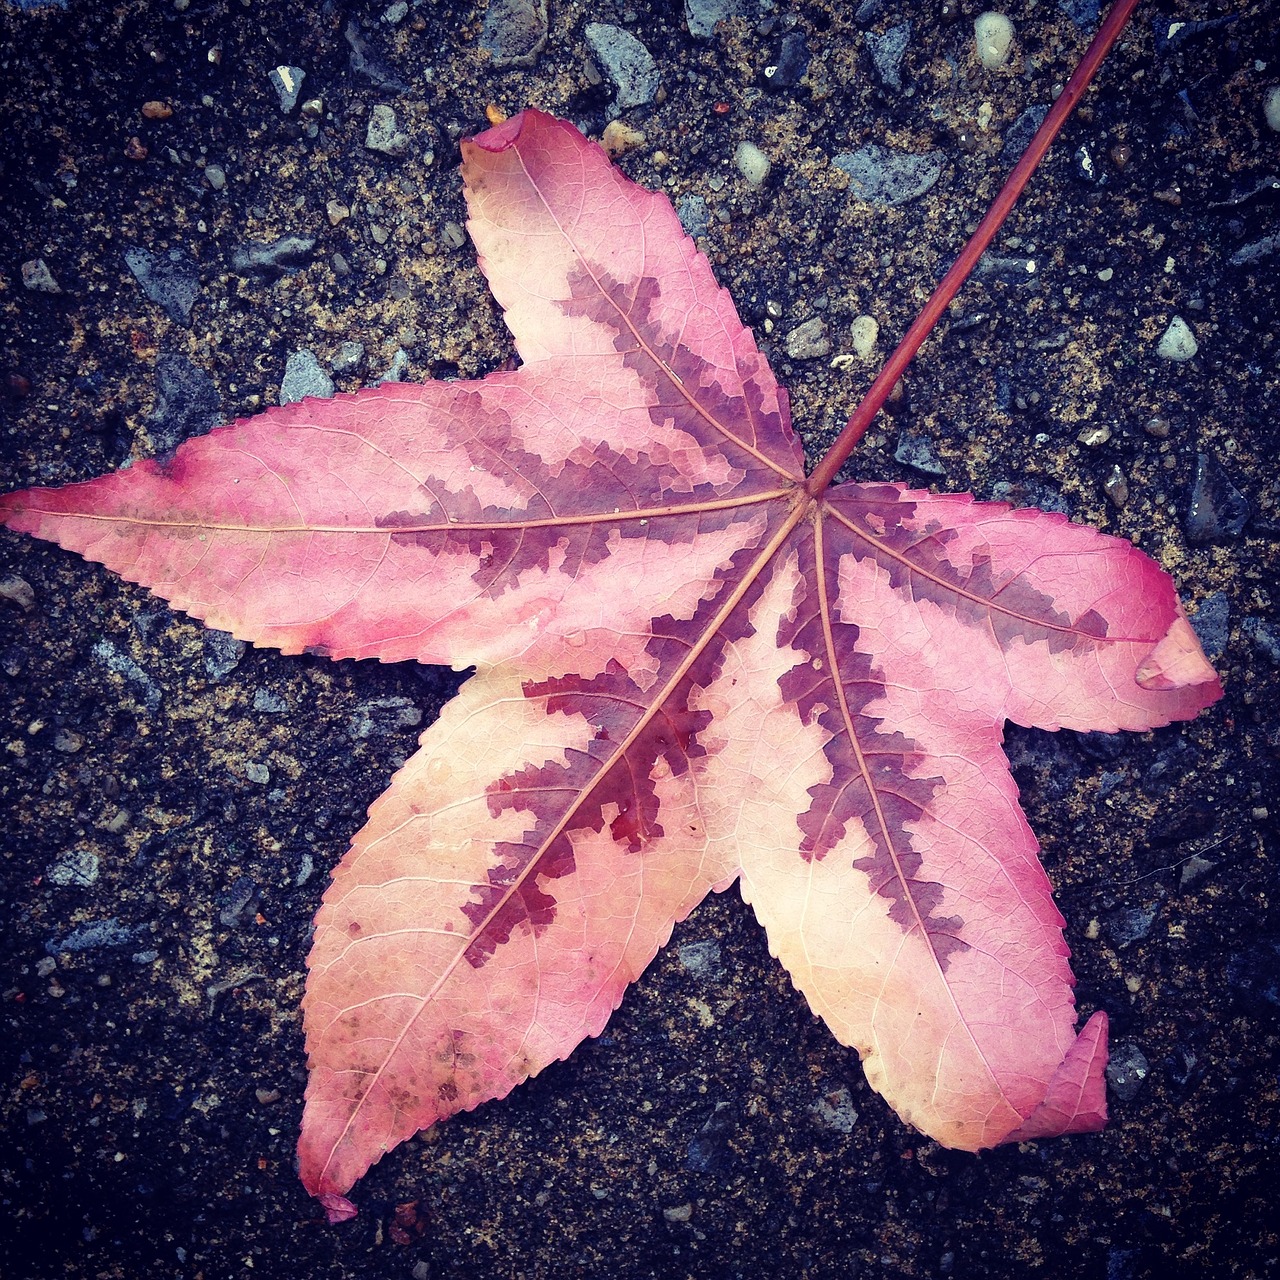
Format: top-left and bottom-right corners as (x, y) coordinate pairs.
(0, 109), (1220, 1218)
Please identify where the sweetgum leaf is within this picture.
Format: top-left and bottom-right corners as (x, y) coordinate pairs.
(0, 109), (1221, 1217)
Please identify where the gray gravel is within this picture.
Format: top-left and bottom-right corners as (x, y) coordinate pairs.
(585, 23), (661, 111)
(280, 349), (336, 404)
(832, 144), (945, 206)
(123, 246), (200, 324)
(481, 0), (548, 67)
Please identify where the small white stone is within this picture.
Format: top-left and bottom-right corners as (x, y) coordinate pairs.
(734, 140), (771, 187)
(1265, 85), (1280, 132)
(849, 314), (879, 358)
(1156, 315), (1198, 362)
(974, 12), (1014, 69)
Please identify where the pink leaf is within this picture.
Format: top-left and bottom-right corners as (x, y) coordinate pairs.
(0, 108), (1221, 1212)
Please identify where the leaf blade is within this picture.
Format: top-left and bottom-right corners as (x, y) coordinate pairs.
(825, 483), (1221, 729)
(699, 541), (1083, 1148)
(0, 374), (790, 666)
(463, 109), (804, 480)
(300, 656), (743, 1199)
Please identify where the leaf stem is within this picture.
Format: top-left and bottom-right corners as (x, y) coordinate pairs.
(806, 0), (1141, 498)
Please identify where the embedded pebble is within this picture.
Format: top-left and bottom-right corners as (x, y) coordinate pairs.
(684, 0), (746, 40)
(203, 163), (226, 190)
(1073, 143), (1103, 185)
(833, 144), (943, 206)
(865, 22), (910, 90)
(230, 234), (315, 276)
(1243, 617), (1280, 665)
(763, 32), (810, 90)
(1156, 315), (1198, 361)
(784, 317), (830, 360)
(676, 939), (722, 979)
(976, 253), (1038, 282)
(1105, 1042), (1149, 1103)
(123, 247), (200, 325)
(365, 103), (408, 157)
(92, 638), (162, 710)
(849, 315), (879, 358)
(372, 347), (410, 384)
(1180, 854), (1217, 887)
(481, 0), (548, 68)
(663, 1203), (694, 1223)
(268, 65), (305, 114)
(584, 23), (660, 110)
(1058, 0), (1100, 26)
(46, 918), (140, 956)
(331, 340), (365, 374)
(992, 480), (1067, 515)
(1186, 452), (1249, 544)
(810, 1085), (859, 1133)
(253, 688), (288, 713)
(1189, 591), (1230, 662)
(894, 430), (945, 476)
(21, 258), (61, 293)
(218, 875), (257, 927)
(974, 11), (1014, 68)
(0, 575), (35, 610)
(676, 194), (709, 238)
(1107, 903), (1157, 948)
(1001, 104), (1047, 160)
(685, 1101), (735, 1172)
(53, 727), (84, 753)
(1230, 233), (1279, 266)
(149, 353), (220, 452)
(348, 695), (422, 739)
(1144, 736), (1198, 792)
(203, 629), (246, 681)
(47, 849), (100, 888)
(326, 199), (350, 226)
(734, 140), (771, 186)
(1266, 85), (1280, 132)
(345, 16), (410, 92)
(243, 762), (270, 785)
(441, 221), (467, 249)
(1103, 464), (1129, 507)
(280, 349), (334, 404)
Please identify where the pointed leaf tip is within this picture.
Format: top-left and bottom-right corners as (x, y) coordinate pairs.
(470, 106), (533, 152)
(1136, 611), (1222, 693)
(318, 1192), (358, 1224)
(1004, 1011), (1109, 1143)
